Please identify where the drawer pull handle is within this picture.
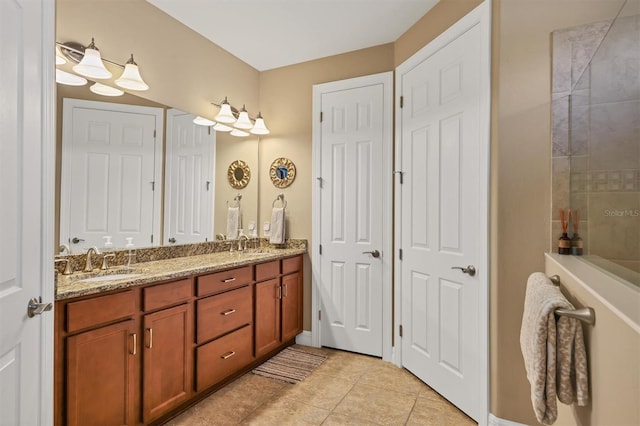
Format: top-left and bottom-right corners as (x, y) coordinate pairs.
(221, 351), (236, 360)
(145, 328), (153, 349)
(221, 309), (236, 316)
(131, 333), (137, 355)
(223, 277), (236, 283)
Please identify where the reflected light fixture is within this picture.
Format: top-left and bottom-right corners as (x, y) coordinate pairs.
(234, 105), (253, 130)
(214, 97), (236, 123)
(72, 38), (112, 79)
(55, 46), (67, 65)
(193, 116), (215, 126)
(213, 122), (233, 132)
(250, 112), (270, 135)
(89, 82), (124, 96)
(56, 69), (87, 86)
(115, 54), (149, 91)
(230, 128), (250, 137)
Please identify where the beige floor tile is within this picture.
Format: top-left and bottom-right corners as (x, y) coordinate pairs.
(241, 396), (331, 426)
(315, 350), (381, 382)
(333, 383), (416, 425)
(406, 396), (475, 426)
(321, 413), (382, 425)
(279, 371), (355, 410)
(358, 362), (426, 396)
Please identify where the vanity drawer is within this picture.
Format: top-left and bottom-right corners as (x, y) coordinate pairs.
(197, 266), (252, 297)
(196, 325), (253, 391)
(282, 255), (302, 275)
(66, 290), (136, 333)
(255, 260), (279, 281)
(143, 278), (192, 311)
(196, 285), (252, 343)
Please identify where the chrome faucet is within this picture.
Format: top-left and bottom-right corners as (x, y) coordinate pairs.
(237, 234), (249, 251)
(59, 244), (70, 255)
(83, 247), (101, 272)
(54, 257), (73, 275)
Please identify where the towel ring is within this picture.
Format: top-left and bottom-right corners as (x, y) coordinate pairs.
(272, 193), (287, 208)
(227, 193), (242, 208)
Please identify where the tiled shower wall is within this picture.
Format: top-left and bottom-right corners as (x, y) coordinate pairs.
(551, 13), (640, 278)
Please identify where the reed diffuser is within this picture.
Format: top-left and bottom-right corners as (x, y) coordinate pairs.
(558, 209), (572, 255)
(571, 209), (583, 255)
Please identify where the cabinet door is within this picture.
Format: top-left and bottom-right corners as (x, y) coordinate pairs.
(255, 278), (281, 357)
(66, 319), (138, 426)
(282, 271), (303, 342)
(143, 303), (193, 423)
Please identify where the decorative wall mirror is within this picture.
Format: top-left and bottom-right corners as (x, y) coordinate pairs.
(227, 160), (251, 189)
(270, 157), (296, 188)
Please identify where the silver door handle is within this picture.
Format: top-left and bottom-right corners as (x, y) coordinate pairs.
(71, 237), (85, 244)
(451, 265), (476, 276)
(168, 237), (176, 243)
(27, 297), (52, 318)
(362, 250), (380, 258)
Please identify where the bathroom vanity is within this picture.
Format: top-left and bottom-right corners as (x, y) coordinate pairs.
(53, 249), (304, 426)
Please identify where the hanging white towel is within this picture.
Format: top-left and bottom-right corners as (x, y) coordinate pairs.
(226, 207), (239, 240)
(269, 207), (285, 244)
(520, 272), (589, 425)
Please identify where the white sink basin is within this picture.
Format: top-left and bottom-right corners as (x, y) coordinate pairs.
(78, 273), (141, 283)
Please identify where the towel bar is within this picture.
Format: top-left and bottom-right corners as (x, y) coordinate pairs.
(548, 274), (596, 325)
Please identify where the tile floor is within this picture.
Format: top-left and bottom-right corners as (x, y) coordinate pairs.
(165, 345), (476, 425)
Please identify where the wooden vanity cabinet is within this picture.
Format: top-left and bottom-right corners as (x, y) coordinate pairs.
(255, 255), (303, 357)
(141, 279), (193, 423)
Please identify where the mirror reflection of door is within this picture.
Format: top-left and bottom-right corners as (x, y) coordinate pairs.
(276, 165), (288, 180)
(164, 109), (215, 245)
(60, 99), (163, 252)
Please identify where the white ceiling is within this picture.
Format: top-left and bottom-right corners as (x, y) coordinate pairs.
(146, 0), (439, 71)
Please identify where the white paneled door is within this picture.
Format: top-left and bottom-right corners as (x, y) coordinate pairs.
(164, 109), (215, 245)
(396, 3), (490, 422)
(315, 73), (393, 357)
(60, 99), (163, 252)
(0, 0), (55, 424)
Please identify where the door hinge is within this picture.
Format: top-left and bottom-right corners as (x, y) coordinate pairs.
(394, 170), (404, 184)
(207, 127), (211, 135)
(318, 310), (322, 321)
(320, 111), (323, 122)
(150, 181), (155, 191)
(206, 181), (211, 191)
(150, 234), (153, 244)
(399, 248), (403, 260)
(316, 177), (323, 188)
(400, 96), (404, 108)
(319, 244), (322, 255)
(153, 129), (157, 138)
(399, 324), (403, 337)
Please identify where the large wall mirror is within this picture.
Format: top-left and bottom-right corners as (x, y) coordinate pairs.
(55, 84), (259, 253)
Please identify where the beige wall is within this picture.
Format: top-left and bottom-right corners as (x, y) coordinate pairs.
(494, 0), (626, 423)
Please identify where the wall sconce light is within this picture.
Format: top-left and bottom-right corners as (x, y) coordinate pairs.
(89, 82), (124, 97)
(55, 69), (87, 86)
(193, 97), (270, 136)
(56, 39), (150, 92)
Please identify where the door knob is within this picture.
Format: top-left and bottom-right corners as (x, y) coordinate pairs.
(168, 237), (176, 243)
(71, 237), (85, 244)
(451, 265), (476, 276)
(27, 297), (52, 318)
(363, 250), (380, 258)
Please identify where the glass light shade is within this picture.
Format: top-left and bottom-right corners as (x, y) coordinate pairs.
(213, 122), (233, 132)
(115, 62), (149, 91)
(250, 114), (270, 135)
(89, 82), (124, 97)
(193, 116), (215, 126)
(55, 69), (87, 86)
(234, 106), (253, 129)
(215, 99), (236, 124)
(230, 128), (249, 137)
(73, 48), (112, 79)
(55, 46), (67, 65)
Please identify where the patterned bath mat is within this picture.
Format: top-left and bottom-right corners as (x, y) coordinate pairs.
(252, 346), (327, 384)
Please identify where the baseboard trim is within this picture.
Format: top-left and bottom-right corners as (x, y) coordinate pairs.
(295, 330), (313, 347)
(488, 413), (527, 426)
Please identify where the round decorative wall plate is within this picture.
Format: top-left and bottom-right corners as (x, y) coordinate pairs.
(270, 157), (296, 188)
(227, 160), (251, 189)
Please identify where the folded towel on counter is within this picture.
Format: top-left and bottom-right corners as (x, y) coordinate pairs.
(226, 207), (239, 240)
(520, 272), (589, 425)
(269, 207), (285, 244)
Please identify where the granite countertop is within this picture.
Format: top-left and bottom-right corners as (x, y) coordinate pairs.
(55, 247), (306, 301)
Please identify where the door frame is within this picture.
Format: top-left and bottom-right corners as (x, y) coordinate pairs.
(394, 1), (491, 423)
(311, 72), (394, 361)
(60, 98), (164, 248)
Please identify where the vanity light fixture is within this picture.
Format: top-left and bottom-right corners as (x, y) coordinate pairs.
(114, 54), (149, 91)
(56, 39), (150, 92)
(193, 116), (216, 126)
(55, 69), (87, 86)
(72, 38), (112, 79)
(230, 128), (250, 137)
(210, 98), (271, 136)
(89, 82), (124, 97)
